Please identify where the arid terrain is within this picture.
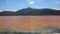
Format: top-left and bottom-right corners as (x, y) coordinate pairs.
(0, 16), (60, 32)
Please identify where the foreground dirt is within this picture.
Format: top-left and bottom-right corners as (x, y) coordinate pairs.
(0, 16), (60, 32)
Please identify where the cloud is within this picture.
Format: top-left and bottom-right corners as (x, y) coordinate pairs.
(27, 0), (35, 5)
(55, 1), (60, 4)
(52, 8), (60, 10)
(29, 1), (34, 5)
(0, 9), (17, 12)
(0, 10), (4, 12)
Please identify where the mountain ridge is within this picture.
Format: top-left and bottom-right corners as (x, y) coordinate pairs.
(0, 7), (60, 16)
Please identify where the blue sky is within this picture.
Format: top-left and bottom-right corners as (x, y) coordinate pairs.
(0, 0), (60, 11)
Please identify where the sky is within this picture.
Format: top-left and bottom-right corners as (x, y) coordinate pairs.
(0, 0), (60, 11)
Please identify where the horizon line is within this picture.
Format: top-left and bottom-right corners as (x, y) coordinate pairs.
(0, 8), (60, 12)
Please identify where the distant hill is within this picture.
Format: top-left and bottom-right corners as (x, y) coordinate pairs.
(0, 7), (60, 16)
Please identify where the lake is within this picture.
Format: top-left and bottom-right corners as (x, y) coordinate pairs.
(0, 16), (60, 32)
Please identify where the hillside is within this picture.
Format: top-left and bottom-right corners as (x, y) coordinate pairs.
(0, 7), (60, 16)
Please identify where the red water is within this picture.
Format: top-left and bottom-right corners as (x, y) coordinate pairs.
(0, 16), (60, 32)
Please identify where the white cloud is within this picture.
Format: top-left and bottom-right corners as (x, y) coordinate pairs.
(0, 10), (4, 12)
(55, 1), (60, 4)
(0, 9), (17, 12)
(27, 0), (35, 5)
(52, 8), (60, 10)
(29, 1), (34, 5)
(4, 9), (17, 12)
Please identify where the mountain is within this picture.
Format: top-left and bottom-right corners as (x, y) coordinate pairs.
(16, 8), (60, 15)
(0, 11), (15, 16)
(0, 7), (60, 16)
